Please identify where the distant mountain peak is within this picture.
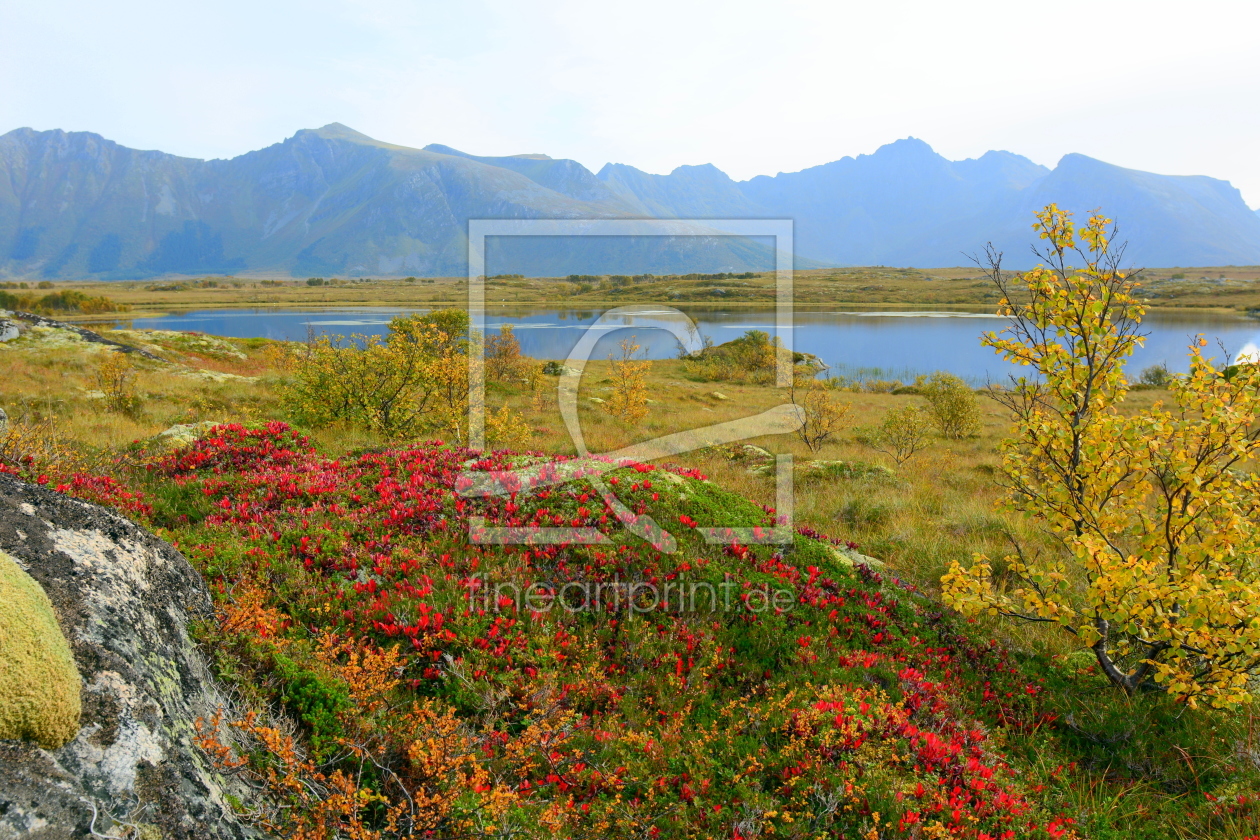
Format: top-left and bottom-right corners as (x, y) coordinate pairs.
(1055, 151), (1109, 169)
(304, 123), (375, 141)
(870, 137), (937, 157)
(422, 143), (464, 156)
(972, 149), (1038, 164)
(296, 124), (424, 154)
(671, 162), (725, 175)
(423, 144), (552, 161)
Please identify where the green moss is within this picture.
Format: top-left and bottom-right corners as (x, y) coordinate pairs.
(0, 549), (82, 749)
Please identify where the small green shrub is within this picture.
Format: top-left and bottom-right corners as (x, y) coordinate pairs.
(792, 381), (849, 452)
(1138, 363), (1171, 388)
(802, 460), (894, 481)
(682, 329), (781, 383)
(271, 651), (350, 763)
(920, 371), (981, 438)
(837, 498), (891, 528)
(280, 310), (469, 439)
(858, 405), (933, 466)
(860, 379), (903, 394)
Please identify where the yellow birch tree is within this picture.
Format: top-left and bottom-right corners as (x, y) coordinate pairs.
(942, 205), (1260, 707)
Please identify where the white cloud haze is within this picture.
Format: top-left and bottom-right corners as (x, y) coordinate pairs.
(1, 0), (1257, 206)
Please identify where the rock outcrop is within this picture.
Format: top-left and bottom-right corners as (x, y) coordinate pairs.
(0, 313), (166, 361)
(0, 474), (255, 840)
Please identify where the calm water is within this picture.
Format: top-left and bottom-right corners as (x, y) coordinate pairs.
(100, 306), (1260, 385)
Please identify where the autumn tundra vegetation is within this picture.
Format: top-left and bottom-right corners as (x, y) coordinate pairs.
(1, 206), (1260, 838)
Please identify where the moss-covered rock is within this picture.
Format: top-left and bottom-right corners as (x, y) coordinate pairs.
(0, 550), (82, 748)
(0, 474), (257, 839)
(156, 420), (225, 449)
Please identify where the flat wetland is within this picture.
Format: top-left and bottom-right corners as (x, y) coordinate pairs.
(45, 263), (1260, 318)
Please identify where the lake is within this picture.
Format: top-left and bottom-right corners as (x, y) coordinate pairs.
(98, 306), (1260, 385)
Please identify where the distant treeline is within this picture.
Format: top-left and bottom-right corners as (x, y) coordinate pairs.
(0, 288), (129, 315)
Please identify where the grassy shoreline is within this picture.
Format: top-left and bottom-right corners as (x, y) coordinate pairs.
(20, 262), (1260, 319)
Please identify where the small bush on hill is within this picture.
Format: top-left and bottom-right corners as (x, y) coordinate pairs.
(94, 352), (142, 416)
(859, 405), (933, 466)
(792, 380), (849, 452)
(683, 329), (785, 383)
(605, 336), (650, 422)
(281, 311), (468, 440)
(920, 371), (981, 439)
(1138, 363), (1172, 388)
(281, 310), (529, 447)
(485, 324), (524, 381)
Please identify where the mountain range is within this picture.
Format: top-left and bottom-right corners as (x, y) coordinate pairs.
(2, 123), (1258, 279)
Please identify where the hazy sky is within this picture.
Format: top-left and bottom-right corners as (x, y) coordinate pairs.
(2, 0), (1257, 207)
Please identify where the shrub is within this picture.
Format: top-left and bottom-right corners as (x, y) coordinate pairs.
(605, 336), (650, 422)
(860, 378), (903, 394)
(859, 405), (932, 466)
(792, 380), (850, 452)
(0, 415), (91, 481)
(1138, 363), (1172, 388)
(271, 651), (350, 763)
(682, 329), (781, 383)
(0, 289), (128, 315)
(485, 324), (524, 381)
(281, 311), (526, 446)
(920, 371), (981, 438)
(281, 311), (468, 439)
(0, 550), (82, 749)
(943, 204), (1260, 707)
(836, 497), (891, 528)
(95, 351), (141, 415)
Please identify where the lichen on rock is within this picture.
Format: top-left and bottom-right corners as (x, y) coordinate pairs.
(0, 549), (82, 749)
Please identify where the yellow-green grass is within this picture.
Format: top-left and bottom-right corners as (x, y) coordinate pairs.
(0, 339), (282, 455)
(28, 263), (1260, 320)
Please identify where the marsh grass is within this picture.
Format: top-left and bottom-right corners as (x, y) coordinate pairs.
(43, 263), (1260, 318)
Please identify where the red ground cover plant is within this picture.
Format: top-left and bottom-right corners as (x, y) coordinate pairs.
(128, 423), (1077, 839)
